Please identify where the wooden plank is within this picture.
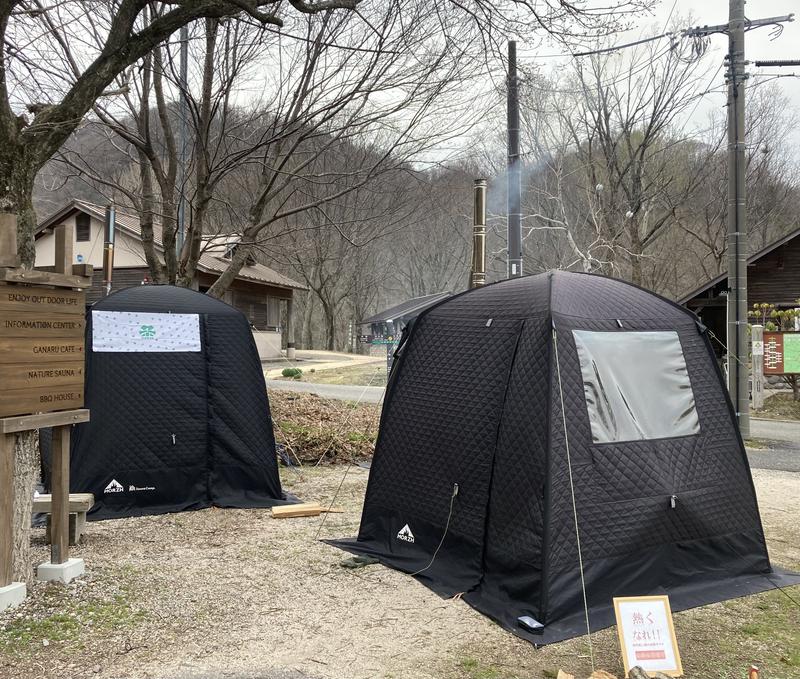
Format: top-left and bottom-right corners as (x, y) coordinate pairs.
(0, 362), (84, 391)
(72, 264), (93, 278)
(0, 285), (85, 315)
(271, 502), (323, 519)
(54, 225), (73, 275)
(0, 214), (19, 268)
(32, 493), (94, 513)
(0, 433), (13, 586)
(0, 409), (89, 434)
(0, 337), (84, 363)
(0, 313), (85, 339)
(0, 269), (91, 289)
(50, 425), (70, 565)
(0, 385), (83, 419)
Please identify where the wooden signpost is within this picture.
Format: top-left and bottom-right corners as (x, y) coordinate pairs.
(0, 220), (91, 610)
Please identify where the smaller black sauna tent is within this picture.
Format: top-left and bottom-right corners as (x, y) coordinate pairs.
(333, 271), (800, 644)
(51, 285), (292, 519)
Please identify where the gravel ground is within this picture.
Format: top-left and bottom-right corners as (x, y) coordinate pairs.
(1, 467), (798, 679)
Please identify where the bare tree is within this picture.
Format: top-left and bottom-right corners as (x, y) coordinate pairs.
(1, 0), (357, 586)
(675, 82), (800, 293)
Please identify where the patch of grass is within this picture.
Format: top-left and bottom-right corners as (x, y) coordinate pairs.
(277, 419), (312, 435)
(458, 657), (516, 679)
(687, 588), (800, 678)
(744, 438), (770, 449)
(282, 362), (386, 386)
(0, 581), (146, 657)
(754, 392), (800, 420)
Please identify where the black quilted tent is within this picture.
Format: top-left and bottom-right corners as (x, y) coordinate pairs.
(66, 285), (292, 519)
(332, 271), (800, 644)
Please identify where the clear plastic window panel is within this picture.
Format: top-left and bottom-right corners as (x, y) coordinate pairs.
(572, 330), (700, 443)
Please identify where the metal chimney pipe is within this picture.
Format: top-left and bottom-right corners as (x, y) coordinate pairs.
(507, 40), (522, 279)
(103, 203), (116, 296)
(471, 179), (487, 289)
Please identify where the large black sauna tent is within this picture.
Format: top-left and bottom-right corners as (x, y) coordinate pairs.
(332, 271), (800, 644)
(56, 285), (293, 519)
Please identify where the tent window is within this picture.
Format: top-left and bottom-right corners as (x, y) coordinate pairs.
(572, 330), (700, 443)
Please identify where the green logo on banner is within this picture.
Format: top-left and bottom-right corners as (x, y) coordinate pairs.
(139, 324), (156, 339)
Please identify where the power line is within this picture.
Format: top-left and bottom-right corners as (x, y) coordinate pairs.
(572, 31), (674, 58)
(754, 59), (800, 67)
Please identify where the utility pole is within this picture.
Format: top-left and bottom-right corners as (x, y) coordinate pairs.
(176, 24), (189, 258)
(471, 179), (487, 289)
(684, 6), (793, 439)
(507, 40), (522, 279)
(726, 0), (749, 438)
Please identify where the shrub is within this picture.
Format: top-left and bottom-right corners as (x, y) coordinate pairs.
(281, 367), (303, 379)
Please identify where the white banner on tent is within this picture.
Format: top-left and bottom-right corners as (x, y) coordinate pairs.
(92, 311), (201, 352)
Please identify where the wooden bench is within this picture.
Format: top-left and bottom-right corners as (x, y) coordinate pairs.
(33, 493), (94, 546)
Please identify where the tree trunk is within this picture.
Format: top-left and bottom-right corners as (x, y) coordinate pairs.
(0, 144), (42, 584)
(302, 296), (315, 349)
(1, 145), (38, 267)
(320, 297), (337, 351)
(207, 237), (253, 298)
(629, 221), (643, 286)
(12, 431), (38, 584)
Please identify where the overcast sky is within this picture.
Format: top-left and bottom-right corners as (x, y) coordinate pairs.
(647, 0), (800, 125)
(522, 0), (800, 140)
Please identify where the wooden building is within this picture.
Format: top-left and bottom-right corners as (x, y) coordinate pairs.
(680, 225), (800, 348)
(34, 201), (307, 358)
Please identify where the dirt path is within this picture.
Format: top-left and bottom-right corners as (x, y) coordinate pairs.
(2, 468), (798, 679)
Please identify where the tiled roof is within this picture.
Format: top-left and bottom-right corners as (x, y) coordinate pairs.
(36, 200), (307, 291)
(197, 252), (308, 290)
(361, 291), (452, 325)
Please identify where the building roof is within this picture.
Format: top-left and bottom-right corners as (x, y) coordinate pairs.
(36, 200), (307, 291)
(678, 224), (800, 305)
(361, 291), (452, 325)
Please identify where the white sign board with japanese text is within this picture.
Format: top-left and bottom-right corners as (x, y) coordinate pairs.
(613, 595), (683, 677)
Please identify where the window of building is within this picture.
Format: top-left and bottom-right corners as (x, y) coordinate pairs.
(76, 213), (91, 242)
(572, 330), (700, 443)
(267, 297), (281, 328)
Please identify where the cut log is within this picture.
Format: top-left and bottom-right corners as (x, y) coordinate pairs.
(589, 671), (617, 679)
(627, 668), (649, 679)
(556, 671), (575, 679)
(271, 503), (322, 518)
(271, 503), (344, 518)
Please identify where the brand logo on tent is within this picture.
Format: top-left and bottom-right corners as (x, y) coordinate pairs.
(138, 324), (156, 339)
(396, 524), (415, 543)
(128, 484), (156, 492)
(104, 479), (124, 493)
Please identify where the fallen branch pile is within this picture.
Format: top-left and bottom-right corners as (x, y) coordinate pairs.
(269, 391), (380, 465)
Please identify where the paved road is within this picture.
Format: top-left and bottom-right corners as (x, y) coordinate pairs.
(267, 379), (386, 404)
(747, 418), (800, 472)
(750, 417), (800, 444)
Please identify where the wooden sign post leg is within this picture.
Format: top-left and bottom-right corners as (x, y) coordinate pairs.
(36, 424), (84, 583)
(50, 425), (70, 565)
(0, 432), (26, 610)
